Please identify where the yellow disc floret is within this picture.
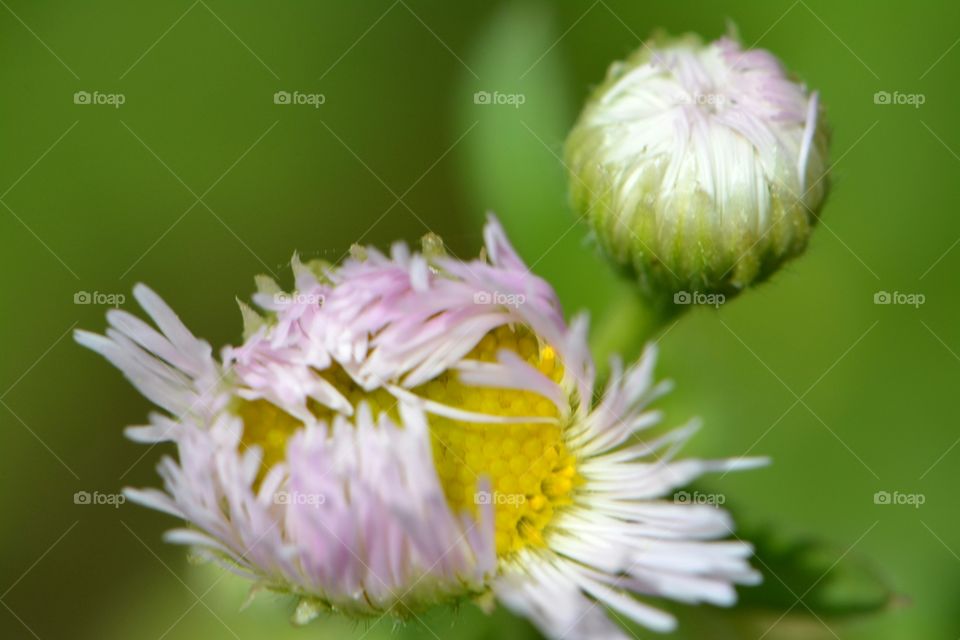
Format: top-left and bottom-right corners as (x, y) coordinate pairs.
(423, 326), (579, 557)
(236, 397), (302, 474)
(236, 324), (579, 559)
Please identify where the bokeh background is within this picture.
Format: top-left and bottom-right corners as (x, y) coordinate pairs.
(1, 1), (957, 638)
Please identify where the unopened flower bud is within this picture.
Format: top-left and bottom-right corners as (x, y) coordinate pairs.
(566, 33), (829, 309)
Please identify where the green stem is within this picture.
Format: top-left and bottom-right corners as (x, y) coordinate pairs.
(589, 285), (676, 381)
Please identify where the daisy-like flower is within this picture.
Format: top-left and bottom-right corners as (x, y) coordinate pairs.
(77, 217), (762, 638)
(565, 33), (830, 308)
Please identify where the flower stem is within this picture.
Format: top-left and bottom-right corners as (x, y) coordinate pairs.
(589, 288), (675, 380)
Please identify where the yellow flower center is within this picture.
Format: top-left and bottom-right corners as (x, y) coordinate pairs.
(426, 326), (579, 556)
(235, 325), (579, 558)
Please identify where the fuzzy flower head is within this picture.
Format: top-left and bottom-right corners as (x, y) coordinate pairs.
(77, 218), (762, 638)
(566, 33), (830, 310)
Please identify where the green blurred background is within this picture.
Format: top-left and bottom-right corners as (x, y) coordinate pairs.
(1, 1), (957, 638)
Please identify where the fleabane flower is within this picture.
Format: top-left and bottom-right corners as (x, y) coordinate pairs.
(77, 217), (763, 637)
(566, 33), (830, 309)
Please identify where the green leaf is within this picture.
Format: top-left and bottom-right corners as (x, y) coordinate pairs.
(604, 524), (897, 640)
(740, 527), (895, 618)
